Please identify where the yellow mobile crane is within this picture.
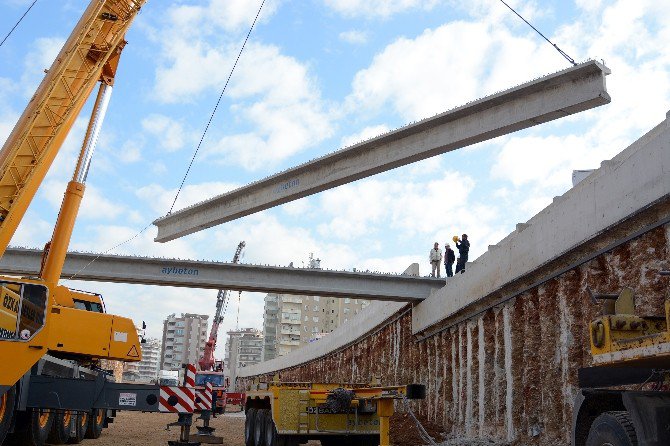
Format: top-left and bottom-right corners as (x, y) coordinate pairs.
(0, 1), (162, 445)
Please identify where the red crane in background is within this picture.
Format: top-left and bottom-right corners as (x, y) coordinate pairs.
(198, 241), (246, 371)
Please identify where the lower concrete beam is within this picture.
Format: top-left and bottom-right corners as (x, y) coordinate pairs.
(0, 249), (441, 302)
(154, 61), (611, 242)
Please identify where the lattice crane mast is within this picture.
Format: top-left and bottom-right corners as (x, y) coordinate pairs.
(198, 241), (245, 371)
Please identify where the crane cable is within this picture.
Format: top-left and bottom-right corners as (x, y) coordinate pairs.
(167, 0), (266, 215)
(497, 0), (576, 66)
(0, 0), (38, 48)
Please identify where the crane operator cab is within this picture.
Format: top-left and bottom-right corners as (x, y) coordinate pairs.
(0, 276), (142, 388)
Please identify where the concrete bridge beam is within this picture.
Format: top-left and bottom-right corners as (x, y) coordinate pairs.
(0, 249), (441, 301)
(153, 61), (611, 242)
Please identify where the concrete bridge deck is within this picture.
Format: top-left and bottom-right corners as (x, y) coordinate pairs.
(0, 249), (443, 301)
(154, 61), (611, 242)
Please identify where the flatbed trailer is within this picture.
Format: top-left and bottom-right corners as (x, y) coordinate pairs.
(244, 381), (425, 446)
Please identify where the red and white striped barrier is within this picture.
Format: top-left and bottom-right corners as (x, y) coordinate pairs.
(194, 382), (213, 411)
(185, 364), (197, 387)
(159, 386), (195, 413)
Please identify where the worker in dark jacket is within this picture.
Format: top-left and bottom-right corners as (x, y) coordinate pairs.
(455, 234), (470, 274)
(444, 243), (456, 277)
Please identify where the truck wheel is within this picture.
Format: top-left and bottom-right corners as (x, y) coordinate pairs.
(13, 408), (53, 446)
(586, 411), (638, 446)
(0, 387), (16, 445)
(263, 411), (278, 446)
(245, 408), (257, 446)
(67, 412), (88, 444)
(254, 409), (269, 446)
(85, 409), (104, 439)
(47, 410), (72, 445)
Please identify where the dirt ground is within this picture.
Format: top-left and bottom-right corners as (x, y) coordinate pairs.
(94, 411), (323, 446)
(95, 411), (247, 446)
(91, 410), (479, 446)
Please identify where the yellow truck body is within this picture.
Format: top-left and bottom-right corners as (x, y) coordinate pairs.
(245, 381), (425, 446)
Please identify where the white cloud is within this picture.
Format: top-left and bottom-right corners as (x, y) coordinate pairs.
(152, 14), (334, 169)
(201, 44), (334, 170)
(324, 0), (439, 18)
(117, 139), (142, 163)
(141, 114), (187, 152)
(346, 21), (563, 121)
(316, 170), (477, 240)
(136, 182), (239, 216)
(339, 30), (369, 44)
(21, 37), (65, 97)
(41, 180), (126, 221)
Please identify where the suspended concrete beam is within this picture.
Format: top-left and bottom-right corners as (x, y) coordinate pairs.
(0, 248), (442, 302)
(153, 61), (611, 242)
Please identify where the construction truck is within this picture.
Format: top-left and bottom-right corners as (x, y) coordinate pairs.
(244, 381), (426, 446)
(572, 272), (670, 446)
(0, 2), (218, 445)
(159, 370), (180, 387)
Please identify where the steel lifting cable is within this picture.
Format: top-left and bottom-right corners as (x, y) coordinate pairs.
(497, 0), (577, 66)
(0, 0), (38, 48)
(65, 1), (265, 281)
(167, 0), (266, 215)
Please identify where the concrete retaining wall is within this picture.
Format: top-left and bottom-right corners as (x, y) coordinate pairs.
(240, 224), (669, 444)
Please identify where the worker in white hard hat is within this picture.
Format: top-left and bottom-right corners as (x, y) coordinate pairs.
(429, 242), (442, 278)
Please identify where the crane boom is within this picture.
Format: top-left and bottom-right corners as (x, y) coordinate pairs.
(0, 0), (147, 390)
(0, 0), (143, 258)
(198, 241), (246, 371)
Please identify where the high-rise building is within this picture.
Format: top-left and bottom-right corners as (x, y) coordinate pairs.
(138, 338), (161, 382)
(273, 295), (370, 357)
(262, 294), (279, 361)
(225, 328), (263, 387)
(261, 255), (371, 359)
(160, 313), (209, 371)
(122, 337), (162, 383)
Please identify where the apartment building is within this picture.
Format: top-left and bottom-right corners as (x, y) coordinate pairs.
(261, 255), (370, 359)
(272, 294), (370, 357)
(160, 313), (209, 371)
(262, 294), (279, 361)
(138, 338), (161, 382)
(224, 328), (263, 386)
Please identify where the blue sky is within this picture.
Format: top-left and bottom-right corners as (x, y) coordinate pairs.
(1, 0), (669, 354)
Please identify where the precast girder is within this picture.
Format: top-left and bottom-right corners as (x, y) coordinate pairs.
(0, 248), (441, 302)
(153, 61), (611, 242)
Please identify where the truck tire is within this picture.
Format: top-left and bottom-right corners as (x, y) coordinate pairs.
(263, 411), (278, 446)
(85, 409), (104, 439)
(0, 387), (16, 445)
(13, 408), (53, 446)
(245, 408), (257, 446)
(586, 411), (638, 446)
(254, 409), (269, 446)
(67, 412), (88, 444)
(47, 410), (72, 445)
